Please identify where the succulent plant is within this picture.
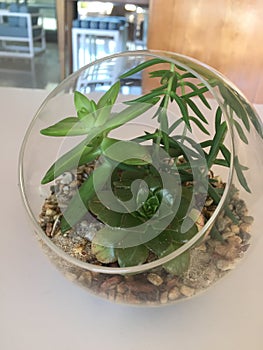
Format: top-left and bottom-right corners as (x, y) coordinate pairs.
(40, 57), (262, 273)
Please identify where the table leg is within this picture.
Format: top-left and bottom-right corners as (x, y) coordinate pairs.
(56, 0), (75, 80)
(56, 0), (66, 81)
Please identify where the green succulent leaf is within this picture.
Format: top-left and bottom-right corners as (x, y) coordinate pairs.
(74, 91), (97, 117)
(162, 245), (190, 275)
(40, 117), (94, 136)
(97, 81), (120, 109)
(60, 161), (113, 233)
(41, 138), (101, 184)
(95, 81), (121, 126)
(88, 194), (143, 228)
(102, 139), (152, 165)
(103, 101), (157, 131)
(145, 230), (173, 257)
(116, 245), (149, 267)
(91, 243), (117, 263)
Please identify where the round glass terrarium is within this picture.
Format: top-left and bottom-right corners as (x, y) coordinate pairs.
(19, 50), (263, 306)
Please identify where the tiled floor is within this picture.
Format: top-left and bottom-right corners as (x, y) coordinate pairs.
(0, 42), (60, 90)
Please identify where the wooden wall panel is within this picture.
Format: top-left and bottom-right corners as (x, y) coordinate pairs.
(147, 0), (263, 103)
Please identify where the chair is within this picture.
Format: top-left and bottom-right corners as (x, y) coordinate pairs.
(0, 3), (46, 58)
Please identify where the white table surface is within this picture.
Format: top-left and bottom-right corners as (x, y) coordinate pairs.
(0, 87), (262, 350)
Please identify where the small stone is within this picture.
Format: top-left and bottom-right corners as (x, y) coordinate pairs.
(62, 185), (70, 194)
(230, 224), (240, 234)
(64, 270), (78, 282)
(222, 230), (236, 240)
(242, 216), (254, 225)
(168, 286), (181, 301)
(240, 223), (252, 234)
(78, 271), (93, 287)
(100, 276), (122, 291)
(196, 242), (207, 252)
(180, 285), (195, 297)
(45, 208), (56, 216)
(216, 217), (230, 232)
(60, 172), (74, 185)
(160, 291), (168, 304)
(205, 198), (214, 207)
(115, 292), (125, 303)
(216, 259), (237, 271)
(108, 289), (116, 302)
(147, 273), (163, 286)
(117, 282), (128, 294)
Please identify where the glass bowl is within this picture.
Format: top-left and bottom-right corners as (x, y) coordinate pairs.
(19, 50), (263, 306)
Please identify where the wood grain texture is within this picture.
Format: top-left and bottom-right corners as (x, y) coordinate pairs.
(148, 0), (263, 103)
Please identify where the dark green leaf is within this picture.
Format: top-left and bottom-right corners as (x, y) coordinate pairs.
(234, 156), (251, 193)
(233, 120), (249, 144)
(168, 118), (184, 133)
(170, 92), (191, 131)
(124, 90), (163, 104)
(200, 140), (213, 148)
(89, 194), (143, 228)
(210, 226), (225, 242)
(243, 101), (263, 139)
(145, 231), (173, 256)
(184, 97), (209, 124)
(215, 107), (222, 132)
(180, 81), (211, 109)
(219, 84), (250, 132)
(116, 245), (149, 267)
(181, 86), (209, 100)
(214, 159), (229, 167)
(208, 183), (239, 223)
(149, 69), (171, 78)
(119, 58), (167, 79)
(189, 116), (210, 135)
(219, 144), (231, 166)
(60, 161), (113, 232)
(162, 244), (190, 275)
(206, 121), (227, 168)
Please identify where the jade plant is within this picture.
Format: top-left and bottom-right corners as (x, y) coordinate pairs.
(40, 58), (262, 274)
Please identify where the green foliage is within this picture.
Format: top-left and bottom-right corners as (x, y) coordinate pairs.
(40, 56), (261, 274)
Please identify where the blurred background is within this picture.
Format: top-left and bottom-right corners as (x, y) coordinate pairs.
(0, 0), (262, 103)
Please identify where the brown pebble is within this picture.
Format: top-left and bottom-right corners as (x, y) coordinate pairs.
(230, 224), (240, 234)
(100, 276), (122, 291)
(216, 259), (237, 271)
(242, 216), (254, 224)
(160, 291), (168, 304)
(147, 273), (163, 286)
(180, 285), (195, 297)
(78, 271), (92, 287)
(168, 286), (181, 301)
(240, 223), (251, 234)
